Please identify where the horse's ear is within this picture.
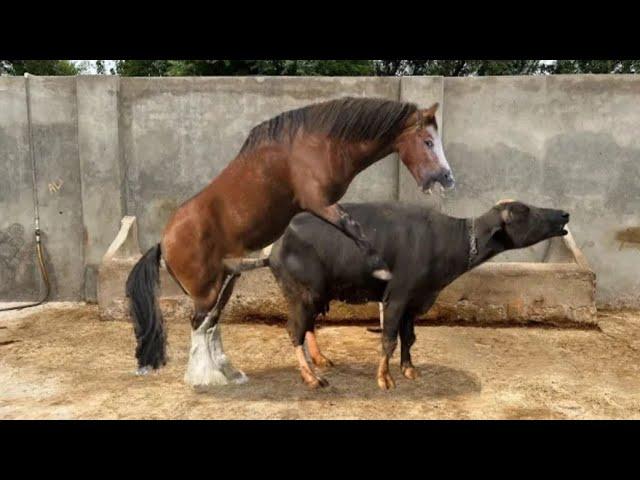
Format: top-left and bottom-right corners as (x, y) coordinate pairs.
(403, 110), (423, 129)
(420, 102), (439, 119)
(404, 102), (439, 130)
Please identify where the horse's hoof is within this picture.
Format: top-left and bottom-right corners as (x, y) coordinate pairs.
(136, 366), (152, 376)
(372, 269), (393, 281)
(377, 372), (396, 390)
(366, 326), (383, 334)
(232, 371), (249, 384)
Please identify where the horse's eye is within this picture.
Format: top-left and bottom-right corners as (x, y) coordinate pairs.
(425, 139), (434, 149)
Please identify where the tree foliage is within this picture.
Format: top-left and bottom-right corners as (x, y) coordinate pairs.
(549, 60), (640, 74)
(373, 60), (546, 76)
(114, 60), (376, 76)
(3, 59), (640, 77)
(114, 60), (172, 76)
(0, 60), (79, 76)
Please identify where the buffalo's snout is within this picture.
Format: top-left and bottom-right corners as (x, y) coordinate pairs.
(550, 209), (570, 235)
(555, 210), (570, 225)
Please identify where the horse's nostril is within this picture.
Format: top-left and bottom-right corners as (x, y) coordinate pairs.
(441, 171), (455, 186)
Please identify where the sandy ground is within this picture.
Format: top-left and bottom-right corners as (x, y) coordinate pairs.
(1, 303), (640, 419)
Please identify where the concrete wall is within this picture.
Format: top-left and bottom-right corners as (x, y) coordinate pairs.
(440, 75), (640, 307)
(0, 75), (638, 307)
(0, 78), (37, 300)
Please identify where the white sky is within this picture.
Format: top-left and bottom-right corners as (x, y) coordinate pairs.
(71, 60), (117, 74)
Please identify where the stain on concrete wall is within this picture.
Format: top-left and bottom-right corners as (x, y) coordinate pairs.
(616, 227), (640, 250)
(0, 78), (38, 300)
(0, 223), (35, 297)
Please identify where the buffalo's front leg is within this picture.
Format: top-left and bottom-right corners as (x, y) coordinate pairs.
(308, 203), (392, 281)
(400, 297), (435, 380)
(400, 314), (418, 380)
(377, 299), (407, 390)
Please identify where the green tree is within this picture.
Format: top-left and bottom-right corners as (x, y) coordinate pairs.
(549, 60), (640, 74)
(115, 59), (375, 76)
(374, 60), (545, 76)
(115, 60), (172, 76)
(278, 60), (374, 76)
(96, 60), (106, 74)
(165, 60), (260, 76)
(0, 60), (79, 76)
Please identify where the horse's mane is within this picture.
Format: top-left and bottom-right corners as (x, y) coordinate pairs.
(239, 97), (419, 154)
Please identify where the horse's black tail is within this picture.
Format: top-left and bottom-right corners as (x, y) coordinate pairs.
(125, 243), (166, 370)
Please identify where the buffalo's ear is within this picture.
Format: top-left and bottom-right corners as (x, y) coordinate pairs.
(486, 224), (512, 251)
(500, 202), (530, 224)
(501, 208), (513, 224)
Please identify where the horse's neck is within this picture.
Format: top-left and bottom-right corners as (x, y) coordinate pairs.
(345, 140), (395, 174)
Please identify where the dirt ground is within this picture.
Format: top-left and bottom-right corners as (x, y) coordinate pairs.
(2, 303), (640, 419)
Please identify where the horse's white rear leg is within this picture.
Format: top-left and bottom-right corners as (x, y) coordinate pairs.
(184, 323), (247, 391)
(183, 272), (247, 391)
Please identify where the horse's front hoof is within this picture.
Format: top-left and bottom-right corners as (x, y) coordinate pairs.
(372, 269), (393, 281)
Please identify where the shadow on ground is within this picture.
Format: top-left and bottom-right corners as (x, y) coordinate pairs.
(197, 362), (482, 402)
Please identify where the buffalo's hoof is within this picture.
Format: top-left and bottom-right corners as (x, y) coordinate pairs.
(377, 372), (396, 390)
(402, 366), (419, 380)
(372, 269), (393, 281)
(312, 354), (334, 368)
(301, 366), (329, 389)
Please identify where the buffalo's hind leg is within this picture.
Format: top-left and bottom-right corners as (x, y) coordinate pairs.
(305, 330), (333, 368)
(288, 300), (328, 389)
(184, 271), (247, 391)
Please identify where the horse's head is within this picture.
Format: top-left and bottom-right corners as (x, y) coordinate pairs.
(394, 103), (454, 193)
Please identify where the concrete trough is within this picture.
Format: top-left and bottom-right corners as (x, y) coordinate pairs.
(98, 216), (597, 326)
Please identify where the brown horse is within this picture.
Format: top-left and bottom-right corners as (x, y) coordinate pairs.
(126, 96), (454, 389)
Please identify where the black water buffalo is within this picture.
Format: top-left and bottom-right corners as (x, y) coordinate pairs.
(268, 199), (570, 390)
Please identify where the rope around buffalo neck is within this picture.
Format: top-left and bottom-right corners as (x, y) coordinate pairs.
(468, 218), (478, 270)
